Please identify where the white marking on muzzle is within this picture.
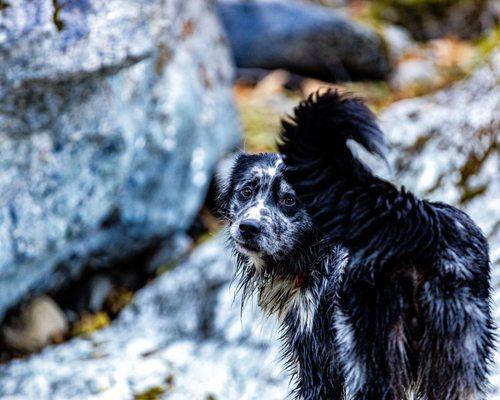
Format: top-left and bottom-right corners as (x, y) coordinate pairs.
(245, 199), (266, 220)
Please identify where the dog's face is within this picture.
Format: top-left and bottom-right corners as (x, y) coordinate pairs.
(218, 153), (313, 263)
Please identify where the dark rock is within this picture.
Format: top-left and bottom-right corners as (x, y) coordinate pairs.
(217, 0), (391, 82)
(0, 0), (240, 320)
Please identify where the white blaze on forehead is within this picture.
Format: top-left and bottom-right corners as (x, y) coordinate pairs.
(265, 158), (283, 177)
(245, 199), (266, 220)
(250, 157), (283, 179)
(251, 167), (264, 178)
(279, 177), (293, 194)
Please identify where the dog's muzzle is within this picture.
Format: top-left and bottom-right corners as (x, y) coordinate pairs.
(239, 219), (262, 240)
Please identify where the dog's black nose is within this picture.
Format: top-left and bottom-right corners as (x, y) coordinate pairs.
(239, 219), (261, 239)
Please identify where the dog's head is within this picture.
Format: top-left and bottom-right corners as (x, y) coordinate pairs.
(217, 152), (313, 264)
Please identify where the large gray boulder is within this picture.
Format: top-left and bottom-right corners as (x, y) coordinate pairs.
(0, 0), (239, 320)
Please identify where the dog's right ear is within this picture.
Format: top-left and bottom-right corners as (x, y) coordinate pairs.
(214, 153), (240, 219)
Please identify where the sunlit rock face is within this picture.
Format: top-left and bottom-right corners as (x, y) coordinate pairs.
(380, 51), (500, 266)
(0, 0), (240, 319)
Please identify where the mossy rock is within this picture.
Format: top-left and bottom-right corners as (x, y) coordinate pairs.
(134, 386), (166, 400)
(70, 312), (110, 337)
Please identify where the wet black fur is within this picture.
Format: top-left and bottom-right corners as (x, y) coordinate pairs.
(276, 89), (494, 399)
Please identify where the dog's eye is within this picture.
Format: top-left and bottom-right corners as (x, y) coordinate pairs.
(282, 194), (296, 206)
(241, 187), (253, 198)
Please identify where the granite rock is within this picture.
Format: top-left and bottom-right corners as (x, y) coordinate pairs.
(0, 0), (240, 320)
(0, 235), (288, 400)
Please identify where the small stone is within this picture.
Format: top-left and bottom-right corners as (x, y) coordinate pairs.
(87, 275), (113, 313)
(2, 296), (68, 353)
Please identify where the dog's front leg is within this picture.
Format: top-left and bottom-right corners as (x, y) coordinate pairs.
(288, 331), (345, 400)
(292, 351), (345, 400)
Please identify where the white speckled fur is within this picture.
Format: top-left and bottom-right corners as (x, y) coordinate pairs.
(258, 275), (321, 334)
(334, 308), (366, 395)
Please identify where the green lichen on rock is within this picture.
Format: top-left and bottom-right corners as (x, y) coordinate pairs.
(457, 128), (498, 204)
(475, 25), (500, 59)
(70, 312), (110, 337)
(134, 386), (166, 400)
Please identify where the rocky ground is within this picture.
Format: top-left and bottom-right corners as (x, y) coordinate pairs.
(0, 235), (289, 400)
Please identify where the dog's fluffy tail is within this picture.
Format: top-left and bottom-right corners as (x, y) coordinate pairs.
(279, 89), (388, 181)
(278, 89), (441, 264)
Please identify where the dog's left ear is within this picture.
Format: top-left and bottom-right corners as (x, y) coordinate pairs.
(214, 153), (239, 218)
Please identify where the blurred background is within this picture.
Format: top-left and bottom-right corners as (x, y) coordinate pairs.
(0, 0), (498, 399)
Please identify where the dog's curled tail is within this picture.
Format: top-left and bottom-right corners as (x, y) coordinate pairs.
(278, 89), (388, 180)
(278, 89), (441, 264)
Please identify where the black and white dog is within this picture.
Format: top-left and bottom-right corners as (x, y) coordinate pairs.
(217, 90), (494, 400)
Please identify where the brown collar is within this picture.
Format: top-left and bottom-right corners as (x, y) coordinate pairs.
(294, 273), (307, 288)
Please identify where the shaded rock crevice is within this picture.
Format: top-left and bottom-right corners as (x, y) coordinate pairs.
(51, 0), (64, 31)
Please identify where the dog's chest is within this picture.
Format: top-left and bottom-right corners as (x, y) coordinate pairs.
(258, 277), (322, 333)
